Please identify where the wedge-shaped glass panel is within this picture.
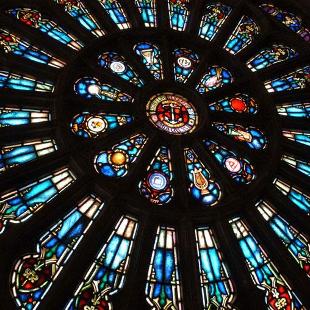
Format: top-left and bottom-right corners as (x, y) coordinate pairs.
(53, 0), (105, 37)
(74, 77), (133, 102)
(98, 52), (144, 87)
(94, 133), (148, 178)
(173, 48), (199, 83)
(71, 112), (133, 139)
(0, 107), (50, 127)
(139, 146), (174, 205)
(265, 66), (310, 93)
(274, 178), (310, 215)
(11, 195), (104, 309)
(196, 66), (233, 94)
(0, 71), (54, 92)
(213, 122), (267, 150)
(257, 200), (310, 278)
(134, 42), (164, 80)
(282, 129), (310, 147)
(198, 3), (232, 41)
(66, 215), (138, 310)
(224, 16), (259, 55)
(146, 226), (183, 309)
(168, 0), (190, 32)
(97, 0), (131, 29)
(231, 218), (305, 310)
(7, 8), (83, 50)
(247, 45), (298, 72)
(0, 168), (75, 234)
(0, 139), (57, 173)
(260, 4), (310, 42)
(135, 0), (157, 27)
(277, 102), (310, 118)
(209, 93), (258, 114)
(203, 139), (256, 184)
(0, 29), (65, 68)
(281, 154), (310, 177)
(184, 148), (221, 206)
(195, 227), (236, 309)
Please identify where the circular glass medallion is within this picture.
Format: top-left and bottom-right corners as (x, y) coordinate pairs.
(87, 116), (107, 133)
(110, 61), (126, 73)
(146, 92), (198, 135)
(177, 57), (192, 68)
(225, 157), (242, 172)
(148, 171), (168, 190)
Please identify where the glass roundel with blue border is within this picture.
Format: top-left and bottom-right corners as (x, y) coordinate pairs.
(0, 0), (310, 309)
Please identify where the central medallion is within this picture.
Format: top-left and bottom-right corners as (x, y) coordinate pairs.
(146, 92), (198, 135)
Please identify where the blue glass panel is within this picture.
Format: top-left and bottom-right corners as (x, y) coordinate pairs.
(11, 195), (104, 309)
(213, 122), (267, 150)
(196, 66), (233, 94)
(94, 133), (148, 177)
(98, 52), (144, 87)
(247, 45), (297, 71)
(0, 168), (75, 234)
(139, 146), (174, 205)
(198, 3), (232, 41)
(203, 139), (256, 184)
(66, 216), (138, 309)
(282, 155), (310, 177)
(184, 148), (221, 206)
(225, 16), (259, 54)
(135, 0), (157, 27)
(168, 0), (190, 31)
(70, 112), (133, 139)
(74, 77), (133, 102)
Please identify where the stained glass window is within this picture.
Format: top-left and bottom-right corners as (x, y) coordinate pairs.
(7, 8), (83, 50)
(209, 93), (258, 114)
(134, 42), (164, 80)
(74, 77), (133, 102)
(173, 48), (199, 83)
(231, 218), (305, 309)
(198, 3), (232, 41)
(66, 215), (138, 310)
(0, 139), (57, 173)
(273, 178), (310, 215)
(282, 129), (310, 147)
(184, 148), (221, 206)
(0, 168), (75, 234)
(0, 29), (65, 68)
(260, 4), (310, 42)
(282, 154), (310, 177)
(257, 200), (310, 278)
(97, 0), (131, 29)
(265, 66), (310, 93)
(0, 107), (50, 127)
(53, 0), (105, 37)
(135, 0), (157, 27)
(146, 226), (183, 309)
(247, 44), (298, 72)
(70, 112), (133, 139)
(195, 227), (236, 309)
(94, 133), (148, 178)
(196, 66), (233, 94)
(98, 52), (144, 87)
(168, 0), (190, 32)
(277, 102), (310, 118)
(224, 16), (259, 55)
(213, 122), (267, 150)
(203, 139), (256, 184)
(139, 146), (174, 205)
(0, 71), (54, 92)
(11, 194), (104, 309)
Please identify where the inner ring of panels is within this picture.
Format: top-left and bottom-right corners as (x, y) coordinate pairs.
(0, 0), (309, 309)
(57, 30), (280, 217)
